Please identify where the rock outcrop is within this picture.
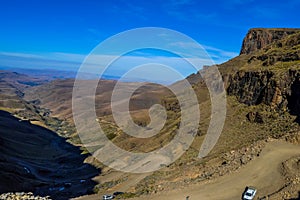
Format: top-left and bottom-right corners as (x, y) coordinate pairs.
(0, 192), (51, 200)
(240, 28), (300, 55)
(227, 70), (300, 121)
(222, 28), (300, 123)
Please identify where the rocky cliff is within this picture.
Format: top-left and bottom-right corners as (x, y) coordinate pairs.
(224, 28), (300, 123)
(240, 28), (300, 55)
(227, 70), (300, 120)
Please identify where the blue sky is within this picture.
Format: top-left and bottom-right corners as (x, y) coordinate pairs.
(1, 0), (300, 81)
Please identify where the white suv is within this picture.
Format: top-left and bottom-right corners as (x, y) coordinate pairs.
(103, 194), (114, 200)
(243, 186), (257, 200)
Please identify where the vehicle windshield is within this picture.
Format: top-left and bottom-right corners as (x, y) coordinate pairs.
(245, 192), (252, 196)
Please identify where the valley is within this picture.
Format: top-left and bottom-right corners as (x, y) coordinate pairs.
(0, 110), (99, 200)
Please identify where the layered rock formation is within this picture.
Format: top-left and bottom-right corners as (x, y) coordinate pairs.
(227, 70), (300, 108)
(225, 28), (300, 122)
(240, 28), (300, 55)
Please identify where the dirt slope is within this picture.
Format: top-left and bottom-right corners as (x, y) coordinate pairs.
(129, 140), (300, 200)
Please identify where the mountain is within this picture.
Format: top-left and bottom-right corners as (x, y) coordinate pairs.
(135, 28), (300, 198)
(23, 79), (173, 122)
(0, 71), (47, 110)
(67, 27), (300, 196)
(0, 110), (99, 200)
(223, 28), (300, 121)
(240, 28), (300, 55)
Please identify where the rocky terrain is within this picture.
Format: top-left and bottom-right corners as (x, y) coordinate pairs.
(0, 192), (51, 200)
(240, 28), (300, 55)
(132, 28), (300, 197)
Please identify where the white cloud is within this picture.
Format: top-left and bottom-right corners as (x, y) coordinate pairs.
(202, 45), (238, 58)
(0, 52), (44, 59)
(0, 44), (238, 83)
(166, 42), (238, 62)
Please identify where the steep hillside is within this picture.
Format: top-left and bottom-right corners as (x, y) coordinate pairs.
(223, 29), (300, 123)
(125, 29), (300, 197)
(0, 110), (99, 200)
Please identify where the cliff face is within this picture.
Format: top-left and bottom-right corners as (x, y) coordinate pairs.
(240, 28), (300, 55)
(227, 70), (300, 117)
(222, 28), (300, 122)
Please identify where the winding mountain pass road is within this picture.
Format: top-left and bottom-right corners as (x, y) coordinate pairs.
(133, 140), (300, 200)
(74, 140), (300, 200)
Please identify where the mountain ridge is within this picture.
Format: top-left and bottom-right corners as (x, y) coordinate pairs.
(240, 28), (300, 55)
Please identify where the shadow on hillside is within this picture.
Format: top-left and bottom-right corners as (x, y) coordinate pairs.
(0, 110), (100, 200)
(287, 78), (300, 124)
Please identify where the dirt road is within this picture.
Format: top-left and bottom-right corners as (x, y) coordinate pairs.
(73, 172), (150, 200)
(132, 140), (300, 200)
(74, 140), (300, 200)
